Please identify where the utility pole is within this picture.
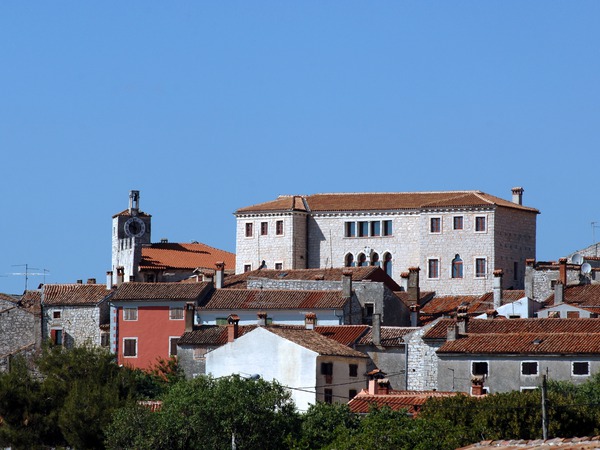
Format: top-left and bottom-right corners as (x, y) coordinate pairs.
(541, 374), (548, 440)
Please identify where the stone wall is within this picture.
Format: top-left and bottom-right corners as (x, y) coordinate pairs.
(405, 321), (442, 391)
(0, 299), (38, 358)
(43, 305), (102, 347)
(178, 344), (219, 379)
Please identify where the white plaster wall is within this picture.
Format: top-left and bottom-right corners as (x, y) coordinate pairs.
(206, 327), (318, 411)
(474, 297), (539, 319)
(198, 310), (342, 326)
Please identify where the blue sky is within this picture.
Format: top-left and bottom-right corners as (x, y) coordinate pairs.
(1, 2), (599, 294)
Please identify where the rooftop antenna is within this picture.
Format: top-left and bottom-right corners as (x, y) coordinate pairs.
(10, 264), (50, 291)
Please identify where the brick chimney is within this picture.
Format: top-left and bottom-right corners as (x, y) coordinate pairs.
(511, 187), (524, 206)
(342, 271), (352, 298)
(257, 312), (268, 327)
(367, 370), (390, 395)
(305, 312), (317, 330)
(227, 314), (240, 342)
(493, 269), (503, 310)
(554, 281), (564, 305)
(372, 313), (381, 346)
(185, 302), (195, 333)
(559, 258), (568, 285)
(215, 262), (225, 289)
(471, 375), (486, 396)
(407, 267), (420, 305)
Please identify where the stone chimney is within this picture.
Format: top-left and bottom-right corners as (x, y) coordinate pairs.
(227, 314), (240, 342)
(408, 267), (420, 305)
(257, 312), (268, 327)
(511, 187), (524, 206)
(456, 305), (469, 335)
(106, 271), (113, 289)
(493, 269), (503, 309)
(554, 281), (564, 305)
(559, 258), (568, 285)
(400, 272), (409, 291)
(525, 259), (535, 299)
(410, 304), (420, 327)
(486, 309), (498, 319)
(305, 312), (317, 330)
(447, 324), (459, 341)
(185, 302), (195, 333)
(215, 262), (225, 289)
(87, 278), (96, 284)
(116, 267), (124, 286)
(372, 313), (381, 346)
(342, 270), (352, 298)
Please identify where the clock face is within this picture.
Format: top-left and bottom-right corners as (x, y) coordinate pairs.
(124, 217), (146, 238)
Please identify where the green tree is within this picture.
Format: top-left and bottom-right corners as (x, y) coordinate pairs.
(293, 401), (359, 449)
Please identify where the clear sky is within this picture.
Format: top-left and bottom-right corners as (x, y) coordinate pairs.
(1, 2), (599, 294)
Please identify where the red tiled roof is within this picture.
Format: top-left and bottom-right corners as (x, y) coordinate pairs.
(425, 318), (600, 340)
(348, 390), (458, 415)
(394, 291), (435, 308)
(459, 436), (600, 450)
(315, 325), (370, 346)
(236, 191), (538, 214)
(112, 209), (151, 218)
(19, 290), (42, 313)
(178, 325), (258, 345)
(264, 327), (368, 358)
(0, 293), (18, 302)
(111, 282), (211, 301)
(234, 195), (308, 213)
(222, 267), (401, 291)
(439, 332), (600, 355)
(139, 242), (235, 271)
(355, 326), (417, 346)
(546, 283), (600, 307)
(42, 284), (113, 306)
(200, 289), (349, 310)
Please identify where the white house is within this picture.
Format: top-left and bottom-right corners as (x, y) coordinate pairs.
(205, 325), (368, 411)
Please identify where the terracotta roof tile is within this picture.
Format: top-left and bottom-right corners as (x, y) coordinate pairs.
(264, 327), (368, 358)
(0, 293), (18, 302)
(19, 290), (41, 313)
(178, 325), (257, 345)
(140, 242), (235, 271)
(200, 289), (348, 310)
(235, 195), (307, 213)
(222, 267), (401, 291)
(348, 390), (458, 415)
(43, 284), (113, 306)
(355, 326), (417, 346)
(236, 191), (538, 214)
(546, 283), (600, 307)
(425, 318), (600, 340)
(314, 325), (370, 346)
(111, 282), (211, 301)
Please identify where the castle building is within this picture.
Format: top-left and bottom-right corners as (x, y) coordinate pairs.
(234, 188), (538, 296)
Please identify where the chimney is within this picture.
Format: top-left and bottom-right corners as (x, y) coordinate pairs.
(257, 312), (267, 327)
(559, 258), (568, 285)
(410, 304), (420, 327)
(185, 302), (195, 332)
(76, 279), (82, 284)
(215, 262), (225, 289)
(400, 272), (409, 291)
(471, 376), (486, 396)
(372, 313), (381, 346)
(486, 309), (498, 319)
(407, 267), (420, 305)
(493, 269), (503, 309)
(87, 278), (96, 284)
(342, 270), (352, 298)
(305, 312), (317, 330)
(129, 190), (140, 214)
(129, 275), (136, 282)
(456, 305), (469, 335)
(367, 370), (389, 395)
(160, 238), (168, 243)
(447, 324), (459, 341)
(511, 187), (524, 205)
(227, 314), (240, 342)
(106, 271), (113, 289)
(525, 259), (535, 299)
(116, 267), (124, 286)
(554, 281), (564, 305)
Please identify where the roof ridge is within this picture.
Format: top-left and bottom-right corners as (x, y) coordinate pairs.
(309, 190), (478, 196)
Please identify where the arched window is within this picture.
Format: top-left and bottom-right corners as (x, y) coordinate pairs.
(345, 253), (355, 267)
(371, 252), (380, 267)
(383, 253), (393, 277)
(452, 254), (463, 279)
(357, 253), (367, 267)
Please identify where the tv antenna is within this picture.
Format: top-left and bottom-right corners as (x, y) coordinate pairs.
(10, 264), (50, 291)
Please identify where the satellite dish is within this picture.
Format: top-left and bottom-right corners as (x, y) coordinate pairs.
(572, 253), (584, 265)
(582, 263), (592, 274)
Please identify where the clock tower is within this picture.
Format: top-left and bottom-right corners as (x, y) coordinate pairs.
(111, 190), (152, 284)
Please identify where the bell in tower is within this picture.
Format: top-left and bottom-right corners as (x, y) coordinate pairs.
(129, 190), (140, 216)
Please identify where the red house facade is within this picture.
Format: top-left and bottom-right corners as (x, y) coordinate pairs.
(110, 282), (211, 370)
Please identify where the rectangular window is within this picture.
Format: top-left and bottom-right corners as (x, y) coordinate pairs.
(170, 337), (178, 357)
(169, 307), (184, 320)
(245, 222), (253, 237)
(475, 258), (487, 278)
(349, 364), (358, 377)
(123, 338), (137, 357)
(274, 262), (283, 270)
(428, 259), (440, 279)
(276, 220), (284, 235)
(567, 311), (580, 318)
(383, 220), (393, 236)
(53, 310), (61, 319)
(358, 221), (369, 237)
(521, 361), (538, 376)
(453, 216), (464, 230)
(260, 222), (268, 235)
(100, 332), (110, 347)
(324, 389), (333, 404)
(475, 216), (486, 232)
(573, 362), (590, 376)
(349, 389), (357, 400)
(430, 217), (441, 233)
(345, 222), (356, 237)
(370, 221), (381, 237)
(321, 362), (333, 376)
(244, 264), (252, 273)
(514, 261), (519, 281)
(123, 307), (138, 321)
(364, 303), (374, 321)
(472, 361), (489, 376)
